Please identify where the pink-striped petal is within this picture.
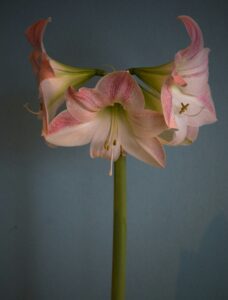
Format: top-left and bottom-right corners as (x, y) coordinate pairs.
(176, 48), (209, 76)
(69, 87), (109, 111)
(25, 18), (54, 81)
(96, 71), (145, 111)
(161, 82), (177, 128)
(66, 88), (97, 122)
(25, 18), (50, 51)
(44, 110), (97, 146)
(177, 15), (204, 61)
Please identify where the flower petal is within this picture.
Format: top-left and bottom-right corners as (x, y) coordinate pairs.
(176, 48), (209, 77)
(177, 15), (204, 60)
(96, 71), (145, 111)
(169, 125), (199, 146)
(44, 110), (96, 146)
(25, 18), (54, 81)
(40, 72), (98, 123)
(128, 109), (167, 138)
(171, 86), (216, 127)
(25, 18), (51, 51)
(161, 82), (177, 128)
(40, 77), (67, 123)
(170, 118), (188, 145)
(89, 114), (120, 161)
(185, 126), (199, 144)
(66, 88), (97, 122)
(70, 87), (108, 111)
(118, 119), (166, 167)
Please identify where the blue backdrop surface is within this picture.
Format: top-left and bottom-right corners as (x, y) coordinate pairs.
(0, 0), (228, 299)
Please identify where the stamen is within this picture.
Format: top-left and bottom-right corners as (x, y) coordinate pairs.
(104, 142), (110, 151)
(109, 150), (114, 176)
(24, 103), (41, 115)
(103, 106), (118, 151)
(179, 102), (189, 114)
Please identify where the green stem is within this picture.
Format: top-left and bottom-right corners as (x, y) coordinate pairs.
(111, 154), (127, 300)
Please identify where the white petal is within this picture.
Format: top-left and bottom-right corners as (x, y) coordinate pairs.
(118, 119), (166, 167)
(171, 86), (213, 127)
(90, 113), (114, 159)
(170, 117), (188, 145)
(128, 109), (167, 138)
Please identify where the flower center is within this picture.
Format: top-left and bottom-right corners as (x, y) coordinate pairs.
(177, 101), (204, 118)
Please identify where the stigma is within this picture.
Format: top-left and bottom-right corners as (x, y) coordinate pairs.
(179, 102), (189, 114)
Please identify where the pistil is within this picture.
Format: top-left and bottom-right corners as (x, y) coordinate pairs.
(103, 104), (121, 176)
(179, 102), (189, 114)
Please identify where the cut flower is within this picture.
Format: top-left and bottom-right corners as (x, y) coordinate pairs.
(130, 16), (217, 145)
(25, 18), (104, 134)
(45, 71), (167, 171)
(160, 16), (217, 144)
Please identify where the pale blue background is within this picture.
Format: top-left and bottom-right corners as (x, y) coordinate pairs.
(1, 0), (228, 299)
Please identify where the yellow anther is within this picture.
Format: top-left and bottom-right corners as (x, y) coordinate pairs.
(113, 139), (117, 146)
(179, 102), (189, 114)
(104, 141), (110, 151)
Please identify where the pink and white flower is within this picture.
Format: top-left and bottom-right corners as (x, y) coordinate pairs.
(26, 18), (102, 134)
(160, 16), (217, 144)
(45, 71), (167, 172)
(130, 16), (217, 145)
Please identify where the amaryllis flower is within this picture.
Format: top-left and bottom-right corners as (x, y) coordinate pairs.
(130, 16), (217, 145)
(160, 15), (217, 144)
(44, 71), (167, 172)
(25, 18), (104, 134)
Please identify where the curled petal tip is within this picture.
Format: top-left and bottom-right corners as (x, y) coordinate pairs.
(177, 15), (204, 59)
(25, 18), (51, 51)
(177, 15), (190, 20)
(177, 15), (197, 23)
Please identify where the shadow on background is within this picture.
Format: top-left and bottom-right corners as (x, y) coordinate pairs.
(176, 213), (228, 300)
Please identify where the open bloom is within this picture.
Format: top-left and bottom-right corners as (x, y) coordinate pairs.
(130, 16), (217, 145)
(160, 16), (217, 144)
(45, 71), (167, 172)
(25, 18), (103, 134)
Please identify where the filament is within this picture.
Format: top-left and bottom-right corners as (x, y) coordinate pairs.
(24, 103), (41, 115)
(109, 150), (114, 176)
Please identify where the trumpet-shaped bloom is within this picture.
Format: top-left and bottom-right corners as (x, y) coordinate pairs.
(160, 16), (217, 144)
(26, 18), (103, 134)
(45, 71), (167, 171)
(130, 16), (217, 145)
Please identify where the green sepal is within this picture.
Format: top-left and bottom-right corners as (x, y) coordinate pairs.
(129, 62), (173, 93)
(140, 85), (162, 112)
(51, 59), (106, 77)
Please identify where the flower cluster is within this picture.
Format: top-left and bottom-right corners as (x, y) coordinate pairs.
(26, 16), (216, 172)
